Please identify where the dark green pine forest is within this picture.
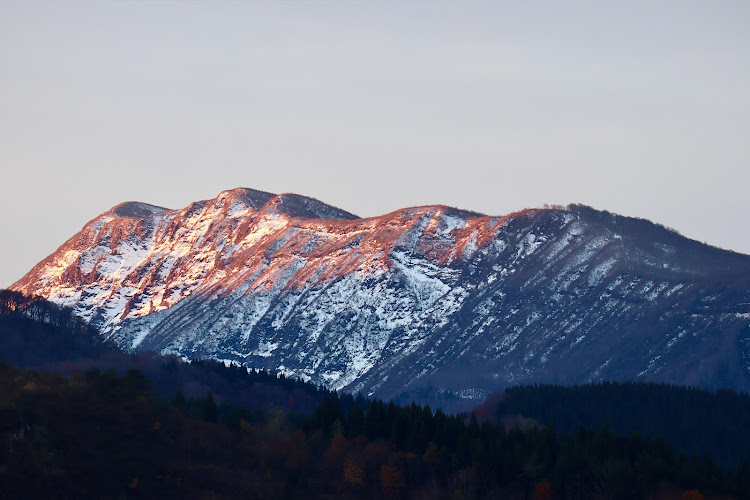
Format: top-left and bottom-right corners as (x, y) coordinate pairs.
(1, 290), (749, 499)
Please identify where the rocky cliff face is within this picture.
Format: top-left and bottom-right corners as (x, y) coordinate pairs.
(13, 188), (750, 409)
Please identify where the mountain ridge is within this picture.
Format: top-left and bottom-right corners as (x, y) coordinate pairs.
(12, 188), (750, 410)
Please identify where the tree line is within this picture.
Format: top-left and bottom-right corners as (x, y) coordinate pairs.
(482, 382), (750, 468)
(3, 363), (749, 499)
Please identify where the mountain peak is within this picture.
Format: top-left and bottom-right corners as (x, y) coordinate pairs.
(390, 204), (486, 220)
(261, 192), (360, 220)
(110, 201), (168, 218)
(214, 187), (276, 211)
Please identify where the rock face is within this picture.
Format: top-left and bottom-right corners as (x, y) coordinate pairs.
(12, 188), (750, 409)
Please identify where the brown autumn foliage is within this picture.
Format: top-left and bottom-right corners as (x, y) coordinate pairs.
(323, 433), (348, 478)
(344, 459), (366, 487)
(379, 464), (405, 498)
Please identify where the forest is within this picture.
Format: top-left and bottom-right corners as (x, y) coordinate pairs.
(1, 290), (749, 498)
(479, 382), (750, 469)
(1, 362), (749, 498)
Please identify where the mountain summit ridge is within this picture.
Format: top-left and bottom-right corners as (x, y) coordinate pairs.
(12, 188), (750, 409)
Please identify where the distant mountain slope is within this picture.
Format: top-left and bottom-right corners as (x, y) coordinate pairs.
(12, 188), (750, 409)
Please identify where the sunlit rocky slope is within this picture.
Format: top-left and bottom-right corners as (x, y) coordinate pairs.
(13, 188), (750, 408)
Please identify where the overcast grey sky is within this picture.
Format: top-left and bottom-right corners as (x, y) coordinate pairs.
(1, 1), (749, 287)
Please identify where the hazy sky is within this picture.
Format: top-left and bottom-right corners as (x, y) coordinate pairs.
(1, 1), (749, 287)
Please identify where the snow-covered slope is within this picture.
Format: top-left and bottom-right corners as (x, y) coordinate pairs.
(12, 189), (750, 410)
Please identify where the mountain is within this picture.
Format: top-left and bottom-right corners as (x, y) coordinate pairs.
(11, 188), (750, 409)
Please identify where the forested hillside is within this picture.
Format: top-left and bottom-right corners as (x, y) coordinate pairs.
(2, 362), (749, 499)
(0, 289), (115, 366)
(475, 382), (750, 469)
